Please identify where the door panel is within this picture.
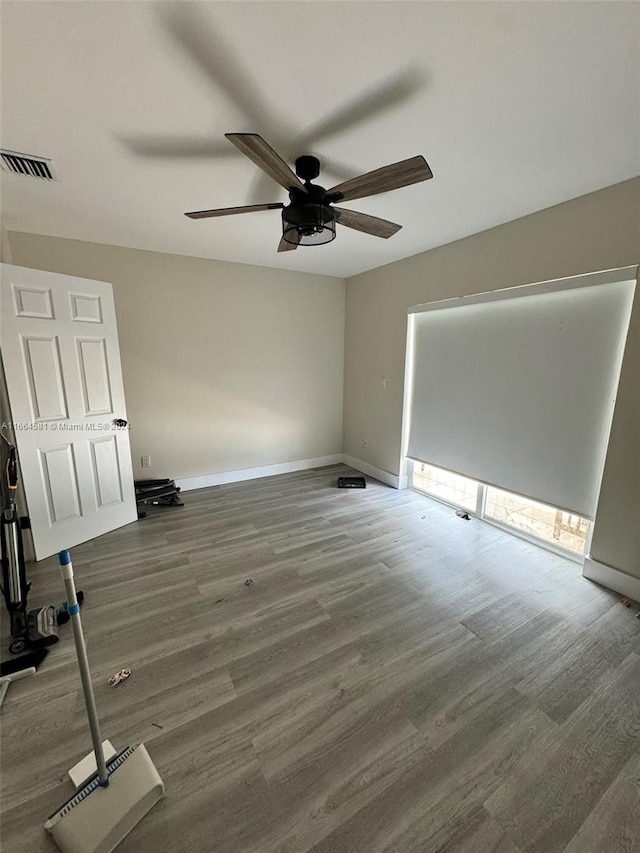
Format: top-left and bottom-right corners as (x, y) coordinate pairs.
(40, 443), (82, 522)
(70, 293), (103, 323)
(77, 338), (113, 415)
(1, 264), (137, 559)
(14, 285), (54, 319)
(23, 335), (69, 420)
(90, 436), (124, 508)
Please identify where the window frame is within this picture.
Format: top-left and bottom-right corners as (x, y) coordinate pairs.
(408, 459), (591, 562)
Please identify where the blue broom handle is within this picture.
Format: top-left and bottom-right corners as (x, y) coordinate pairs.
(59, 550), (109, 786)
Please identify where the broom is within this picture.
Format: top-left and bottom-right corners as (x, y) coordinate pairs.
(44, 550), (164, 853)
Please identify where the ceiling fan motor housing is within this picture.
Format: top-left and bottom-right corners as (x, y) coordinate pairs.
(295, 155), (320, 181)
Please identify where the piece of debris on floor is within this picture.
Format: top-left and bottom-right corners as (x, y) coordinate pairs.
(152, 722), (163, 730)
(108, 668), (131, 686)
(244, 579), (254, 586)
(620, 599), (631, 608)
(214, 597), (227, 604)
(455, 510), (471, 520)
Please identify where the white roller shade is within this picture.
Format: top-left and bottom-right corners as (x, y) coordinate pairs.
(407, 273), (635, 518)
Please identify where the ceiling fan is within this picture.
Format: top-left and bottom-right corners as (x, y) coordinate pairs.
(185, 133), (433, 252)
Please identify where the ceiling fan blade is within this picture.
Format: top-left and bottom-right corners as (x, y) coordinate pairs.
(119, 136), (237, 160)
(226, 134), (308, 194)
(333, 207), (402, 239)
(185, 202), (284, 220)
(160, 5), (273, 131)
(327, 155), (433, 203)
(298, 66), (424, 148)
(278, 232), (299, 252)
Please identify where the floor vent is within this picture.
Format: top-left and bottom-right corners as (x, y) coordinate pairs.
(0, 150), (55, 180)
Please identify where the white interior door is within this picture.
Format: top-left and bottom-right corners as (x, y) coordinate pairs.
(0, 264), (137, 559)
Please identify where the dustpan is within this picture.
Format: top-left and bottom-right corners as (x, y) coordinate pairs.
(45, 550), (164, 853)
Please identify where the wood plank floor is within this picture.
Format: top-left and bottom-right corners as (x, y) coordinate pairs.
(1, 465), (639, 852)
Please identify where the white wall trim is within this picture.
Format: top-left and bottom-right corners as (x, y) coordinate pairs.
(408, 266), (638, 315)
(342, 454), (401, 489)
(176, 453), (405, 492)
(582, 556), (640, 602)
(176, 454), (343, 492)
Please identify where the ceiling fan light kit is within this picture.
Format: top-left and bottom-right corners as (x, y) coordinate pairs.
(185, 133), (433, 252)
(282, 202), (336, 247)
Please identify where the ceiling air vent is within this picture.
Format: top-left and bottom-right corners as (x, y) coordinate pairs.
(0, 150), (55, 180)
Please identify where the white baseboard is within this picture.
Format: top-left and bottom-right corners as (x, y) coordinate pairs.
(176, 454), (343, 492)
(582, 556), (640, 602)
(342, 455), (401, 489)
(176, 453), (404, 493)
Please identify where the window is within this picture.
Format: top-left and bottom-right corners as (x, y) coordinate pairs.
(411, 462), (478, 511)
(406, 272), (635, 522)
(410, 462), (590, 558)
(484, 487), (589, 555)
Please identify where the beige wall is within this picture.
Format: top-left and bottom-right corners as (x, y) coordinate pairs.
(0, 224), (12, 264)
(344, 177), (640, 580)
(6, 234), (345, 480)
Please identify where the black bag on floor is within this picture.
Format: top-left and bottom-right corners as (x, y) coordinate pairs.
(134, 479), (183, 507)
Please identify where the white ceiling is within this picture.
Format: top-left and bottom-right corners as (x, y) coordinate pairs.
(1, 1), (638, 279)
